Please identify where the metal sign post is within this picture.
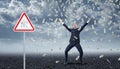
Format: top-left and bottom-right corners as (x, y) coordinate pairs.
(23, 32), (26, 69)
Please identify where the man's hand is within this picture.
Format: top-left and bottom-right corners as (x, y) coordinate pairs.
(87, 18), (91, 23)
(58, 18), (64, 24)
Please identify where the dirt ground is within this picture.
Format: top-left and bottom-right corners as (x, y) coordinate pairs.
(0, 54), (120, 69)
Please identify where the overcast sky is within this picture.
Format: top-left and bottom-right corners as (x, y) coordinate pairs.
(0, 0), (120, 54)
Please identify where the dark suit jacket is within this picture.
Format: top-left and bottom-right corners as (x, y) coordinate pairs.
(63, 23), (88, 43)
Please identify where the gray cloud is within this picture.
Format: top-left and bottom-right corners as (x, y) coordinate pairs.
(0, 0), (119, 54)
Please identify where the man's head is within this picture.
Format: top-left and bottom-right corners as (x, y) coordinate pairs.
(73, 22), (78, 29)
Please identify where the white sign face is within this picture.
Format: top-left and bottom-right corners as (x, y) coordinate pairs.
(13, 12), (35, 32)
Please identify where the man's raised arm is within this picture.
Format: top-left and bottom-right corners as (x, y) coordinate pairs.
(59, 18), (71, 32)
(79, 18), (91, 32)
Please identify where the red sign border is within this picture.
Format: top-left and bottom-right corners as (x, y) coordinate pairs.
(13, 12), (35, 32)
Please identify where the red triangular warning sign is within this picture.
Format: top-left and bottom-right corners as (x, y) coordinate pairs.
(13, 12), (35, 32)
